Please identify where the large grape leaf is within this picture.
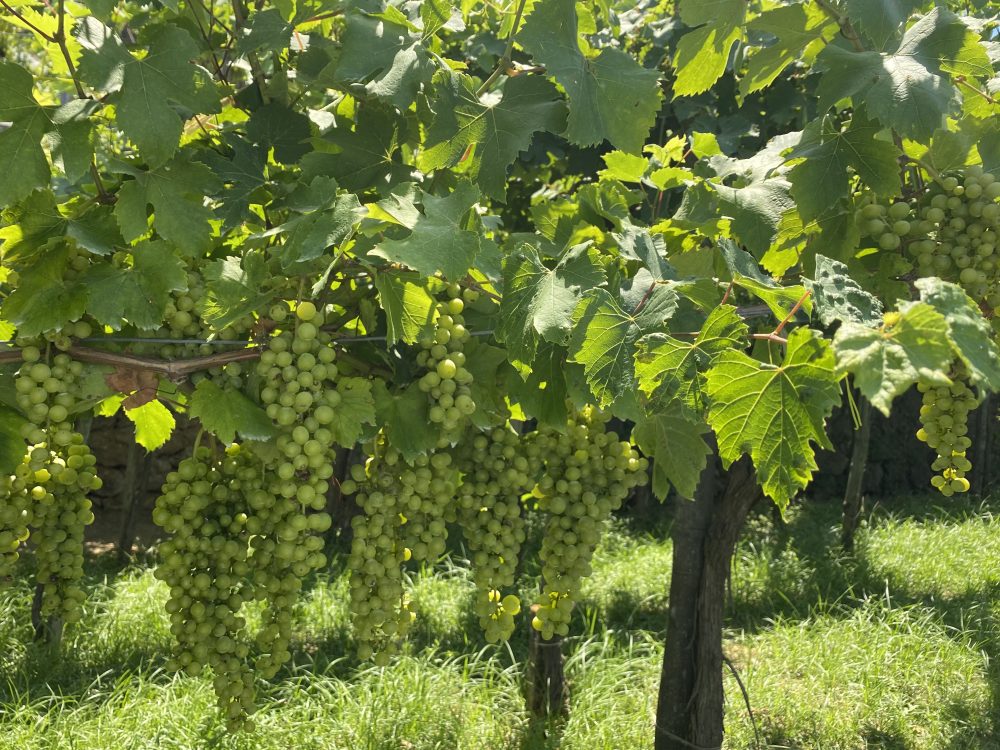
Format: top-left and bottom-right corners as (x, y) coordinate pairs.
(201, 253), (272, 331)
(188, 379), (278, 445)
(705, 327), (841, 508)
(672, 0), (746, 97)
(2, 244), (87, 336)
(199, 137), (267, 230)
(0, 191), (121, 261)
(0, 62), (51, 205)
(915, 278), (1000, 389)
(508, 342), (569, 428)
(78, 23), (216, 167)
(114, 157), (221, 255)
(713, 179), (794, 256)
(788, 113), (900, 222)
(82, 241), (187, 330)
(267, 193), (363, 268)
(419, 74), (567, 201)
(804, 255), (883, 327)
(370, 182), (480, 280)
(635, 304), (748, 412)
(740, 3), (833, 96)
(832, 302), (953, 416)
(497, 243), (606, 364)
(519, 0), (661, 151)
(375, 270), (439, 346)
(372, 381), (438, 461)
(845, 0), (921, 50)
(569, 286), (678, 408)
(327, 377), (377, 447)
(632, 406), (711, 500)
(246, 104), (312, 164)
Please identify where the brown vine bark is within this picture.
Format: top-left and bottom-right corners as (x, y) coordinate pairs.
(655, 454), (762, 750)
(841, 396), (872, 553)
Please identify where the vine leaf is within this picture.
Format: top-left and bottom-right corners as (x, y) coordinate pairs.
(508, 342), (569, 428)
(78, 22), (216, 167)
(635, 304), (749, 413)
(788, 113), (900, 222)
(370, 181), (481, 280)
(372, 381), (438, 461)
(83, 241), (187, 330)
(0, 405), (27, 476)
(740, 3), (833, 96)
(705, 327), (841, 508)
(672, 0), (746, 97)
(188, 379), (278, 445)
(199, 137), (267, 230)
(632, 406), (711, 500)
(124, 399), (176, 452)
(375, 271), (439, 347)
(569, 286), (678, 408)
(201, 254), (271, 331)
(845, 0), (921, 50)
(520, 0), (661, 151)
(327, 377), (377, 447)
(498, 243), (606, 365)
(0, 191), (120, 261)
(0, 62), (51, 205)
(2, 245), (87, 337)
(915, 278), (1000, 389)
(419, 73), (567, 201)
(114, 157), (221, 255)
(804, 255), (883, 327)
(833, 302), (953, 416)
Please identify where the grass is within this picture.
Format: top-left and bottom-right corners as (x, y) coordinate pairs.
(2, 495), (1000, 749)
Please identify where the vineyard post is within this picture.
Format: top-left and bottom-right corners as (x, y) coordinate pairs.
(842, 394), (873, 553)
(117, 438), (149, 561)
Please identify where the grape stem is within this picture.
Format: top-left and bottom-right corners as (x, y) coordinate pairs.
(476, 0), (530, 97)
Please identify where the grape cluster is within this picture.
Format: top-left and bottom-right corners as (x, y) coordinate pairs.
(455, 426), (534, 642)
(8, 348), (101, 621)
(916, 369), (978, 496)
(252, 300), (337, 677)
(0, 462), (32, 577)
(416, 284), (476, 446)
(858, 167), (1000, 305)
(528, 408), (648, 640)
(343, 441), (459, 663)
(153, 444), (259, 730)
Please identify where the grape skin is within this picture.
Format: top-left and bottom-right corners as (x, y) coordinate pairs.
(916, 369), (977, 497)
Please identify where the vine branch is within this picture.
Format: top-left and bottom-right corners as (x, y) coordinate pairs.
(476, 0), (530, 97)
(813, 0), (866, 53)
(0, 0), (55, 42)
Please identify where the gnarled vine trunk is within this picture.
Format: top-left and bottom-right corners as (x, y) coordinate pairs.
(655, 454), (761, 750)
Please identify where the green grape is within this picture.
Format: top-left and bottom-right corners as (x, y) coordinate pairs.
(153, 444), (260, 731)
(0, 459), (33, 577)
(527, 407), (648, 640)
(455, 425), (535, 642)
(916, 366), (977, 497)
(417, 289), (476, 446)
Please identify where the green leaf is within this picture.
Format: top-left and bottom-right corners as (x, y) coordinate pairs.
(419, 73), (567, 201)
(125, 399), (176, 451)
(83, 240), (187, 330)
(327, 377), (377, 447)
(569, 286), (678, 408)
(520, 0), (661, 151)
(370, 182), (480, 280)
(0, 62), (51, 205)
(673, 22), (743, 98)
(613, 222), (675, 282)
(375, 271), (439, 347)
(114, 157), (221, 255)
(632, 407), (711, 500)
(713, 179), (794, 256)
(845, 0), (920, 50)
(509, 342), (569, 427)
(462, 339), (513, 428)
(200, 137), (268, 230)
(804, 255), (883, 327)
(497, 243), (606, 364)
(833, 302), (953, 416)
(3, 244), (87, 336)
(201, 253), (272, 330)
(599, 151), (649, 183)
(915, 277), (1000, 389)
(788, 113), (900, 222)
(238, 8), (293, 53)
(705, 327), (841, 508)
(635, 304), (748, 412)
(719, 241), (813, 320)
(0, 405), (27, 476)
(247, 103), (312, 164)
(867, 55), (956, 141)
(740, 3), (832, 95)
(187, 379), (279, 444)
(270, 193), (362, 267)
(78, 23), (215, 167)
(372, 381), (438, 461)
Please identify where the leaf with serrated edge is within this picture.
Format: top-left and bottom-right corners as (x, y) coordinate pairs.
(376, 271), (439, 347)
(633, 407), (711, 500)
(188, 379), (278, 444)
(705, 327), (841, 508)
(125, 399), (176, 452)
(804, 255), (883, 327)
(327, 378), (376, 447)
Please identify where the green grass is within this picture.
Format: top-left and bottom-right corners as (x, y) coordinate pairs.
(2, 496), (1000, 749)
